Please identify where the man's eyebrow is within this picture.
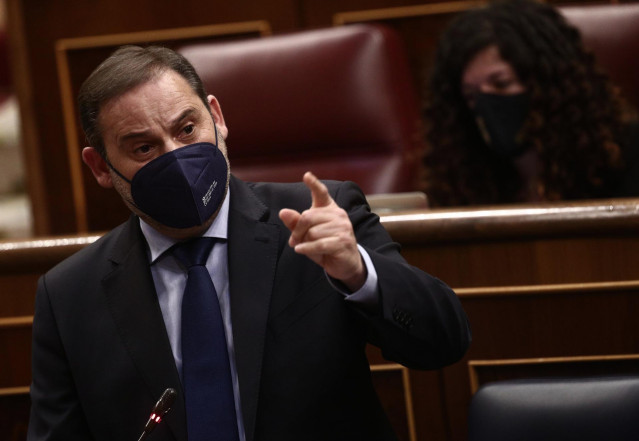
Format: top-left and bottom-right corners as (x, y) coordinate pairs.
(172, 108), (198, 127)
(118, 129), (151, 145)
(117, 108), (200, 145)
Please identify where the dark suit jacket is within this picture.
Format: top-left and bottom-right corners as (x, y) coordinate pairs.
(27, 176), (470, 441)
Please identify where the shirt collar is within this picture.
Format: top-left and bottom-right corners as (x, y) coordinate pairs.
(140, 188), (230, 263)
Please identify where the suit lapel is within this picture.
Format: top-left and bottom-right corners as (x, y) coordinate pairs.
(228, 177), (280, 441)
(101, 217), (187, 441)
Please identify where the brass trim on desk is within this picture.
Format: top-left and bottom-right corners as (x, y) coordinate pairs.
(369, 363), (417, 441)
(0, 316), (33, 328)
(0, 386), (30, 397)
(455, 279), (639, 298)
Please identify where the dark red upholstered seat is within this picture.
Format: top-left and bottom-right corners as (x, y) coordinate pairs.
(178, 24), (424, 195)
(560, 3), (639, 111)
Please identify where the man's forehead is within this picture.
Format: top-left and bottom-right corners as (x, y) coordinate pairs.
(98, 71), (204, 133)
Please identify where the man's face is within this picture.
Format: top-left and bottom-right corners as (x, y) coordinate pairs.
(83, 69), (230, 239)
(100, 69), (227, 180)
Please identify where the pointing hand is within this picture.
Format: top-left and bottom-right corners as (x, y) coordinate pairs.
(279, 172), (366, 291)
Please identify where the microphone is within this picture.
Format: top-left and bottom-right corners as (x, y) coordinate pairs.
(137, 388), (177, 441)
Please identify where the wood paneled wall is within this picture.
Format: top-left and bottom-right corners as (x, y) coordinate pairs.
(3, 198), (639, 440)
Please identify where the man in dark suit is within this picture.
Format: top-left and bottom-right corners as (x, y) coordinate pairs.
(27, 45), (470, 441)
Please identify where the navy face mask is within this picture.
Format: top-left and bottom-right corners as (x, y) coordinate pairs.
(107, 138), (229, 229)
(473, 92), (530, 158)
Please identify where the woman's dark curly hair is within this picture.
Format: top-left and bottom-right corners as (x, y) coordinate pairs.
(423, 0), (632, 206)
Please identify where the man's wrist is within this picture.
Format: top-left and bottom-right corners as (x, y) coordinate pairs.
(340, 260), (367, 292)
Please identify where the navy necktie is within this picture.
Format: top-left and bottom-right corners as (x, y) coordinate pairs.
(172, 237), (239, 441)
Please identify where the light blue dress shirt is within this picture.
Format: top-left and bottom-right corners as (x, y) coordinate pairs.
(140, 188), (379, 441)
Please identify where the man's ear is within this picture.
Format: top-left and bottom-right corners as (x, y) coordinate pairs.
(207, 95), (229, 139)
(82, 147), (114, 188)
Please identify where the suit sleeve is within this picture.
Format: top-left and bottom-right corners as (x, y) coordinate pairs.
(27, 276), (94, 441)
(334, 181), (471, 370)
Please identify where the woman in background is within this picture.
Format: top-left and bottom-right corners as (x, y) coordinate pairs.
(422, 0), (638, 206)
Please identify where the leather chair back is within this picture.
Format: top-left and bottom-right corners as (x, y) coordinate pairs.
(560, 3), (639, 110)
(178, 24), (424, 194)
(468, 376), (639, 441)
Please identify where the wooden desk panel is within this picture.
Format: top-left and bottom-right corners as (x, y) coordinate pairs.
(0, 318), (31, 388)
(401, 236), (639, 288)
(0, 392), (29, 441)
(384, 198), (639, 287)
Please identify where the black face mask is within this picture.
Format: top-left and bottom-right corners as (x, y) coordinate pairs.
(106, 129), (229, 229)
(473, 92), (530, 158)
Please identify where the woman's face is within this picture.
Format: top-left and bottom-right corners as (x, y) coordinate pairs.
(461, 45), (526, 107)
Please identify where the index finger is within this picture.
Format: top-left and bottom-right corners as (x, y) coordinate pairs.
(303, 171), (332, 208)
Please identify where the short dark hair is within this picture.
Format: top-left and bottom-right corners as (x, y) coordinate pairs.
(78, 45), (209, 156)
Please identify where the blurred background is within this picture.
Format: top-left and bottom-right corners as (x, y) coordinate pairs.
(4, 0), (637, 239)
(0, 0), (29, 238)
